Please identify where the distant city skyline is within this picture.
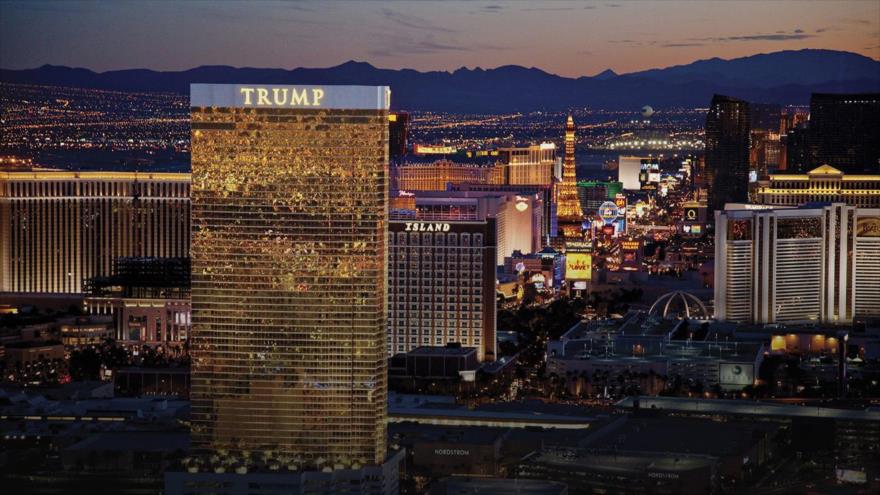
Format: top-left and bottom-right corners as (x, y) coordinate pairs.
(1, 0), (878, 77)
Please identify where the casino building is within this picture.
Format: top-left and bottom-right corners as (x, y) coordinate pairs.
(391, 143), (556, 192)
(754, 164), (880, 208)
(392, 159), (501, 191)
(187, 84), (391, 481)
(388, 204), (498, 361)
(0, 171), (190, 294)
(496, 143), (557, 186)
(714, 203), (880, 324)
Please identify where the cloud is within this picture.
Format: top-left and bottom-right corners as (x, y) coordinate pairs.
(467, 4), (506, 15)
(841, 18), (872, 25)
(380, 8), (456, 33)
(717, 33), (815, 41)
(367, 33), (509, 58)
(656, 29), (816, 48)
(686, 30), (816, 43)
(521, 6), (576, 11)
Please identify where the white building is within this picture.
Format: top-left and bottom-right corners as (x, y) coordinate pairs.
(618, 156), (645, 190)
(714, 203), (880, 324)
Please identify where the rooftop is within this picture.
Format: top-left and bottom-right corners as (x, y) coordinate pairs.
(616, 396), (880, 422)
(524, 448), (715, 474)
(407, 345), (477, 357)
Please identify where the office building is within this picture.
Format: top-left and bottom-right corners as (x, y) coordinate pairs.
(189, 85), (389, 473)
(0, 171), (190, 294)
(388, 111), (409, 158)
(714, 203), (880, 324)
(617, 156), (644, 190)
(705, 95), (750, 211)
(755, 165), (880, 208)
(388, 209), (497, 361)
(84, 257), (191, 344)
(809, 93), (880, 173)
(555, 115), (584, 239)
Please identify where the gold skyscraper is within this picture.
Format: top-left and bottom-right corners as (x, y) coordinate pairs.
(555, 115), (584, 239)
(189, 84), (389, 471)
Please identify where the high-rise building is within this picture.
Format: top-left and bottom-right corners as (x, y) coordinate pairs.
(749, 103), (782, 133)
(387, 214), (497, 361)
(0, 171), (190, 294)
(555, 115), (584, 239)
(618, 156), (644, 190)
(496, 143), (556, 186)
(389, 111), (409, 158)
(749, 103), (784, 177)
(394, 191), (543, 265)
(784, 123), (811, 172)
(189, 84), (389, 472)
(392, 160), (501, 191)
(391, 143), (555, 192)
(755, 165), (880, 208)
(714, 203), (880, 324)
(451, 182), (555, 242)
(809, 93), (880, 173)
(705, 95), (750, 212)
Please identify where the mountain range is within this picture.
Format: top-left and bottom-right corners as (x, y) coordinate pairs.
(2, 49), (878, 112)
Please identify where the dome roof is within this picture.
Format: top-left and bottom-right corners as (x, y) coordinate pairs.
(648, 291), (709, 320)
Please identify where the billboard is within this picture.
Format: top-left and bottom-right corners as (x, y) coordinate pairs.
(719, 363), (754, 389)
(565, 253), (592, 281)
(598, 201), (620, 224)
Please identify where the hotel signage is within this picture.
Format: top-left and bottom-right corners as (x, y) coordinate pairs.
(190, 84), (390, 110)
(239, 87), (325, 107)
(404, 222), (451, 232)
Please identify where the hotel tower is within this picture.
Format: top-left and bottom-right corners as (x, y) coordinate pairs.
(555, 115), (584, 239)
(0, 171), (190, 294)
(189, 85), (390, 473)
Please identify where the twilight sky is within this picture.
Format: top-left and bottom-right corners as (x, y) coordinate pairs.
(1, 0), (878, 77)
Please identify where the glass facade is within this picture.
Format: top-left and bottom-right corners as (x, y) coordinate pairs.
(190, 87), (389, 470)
